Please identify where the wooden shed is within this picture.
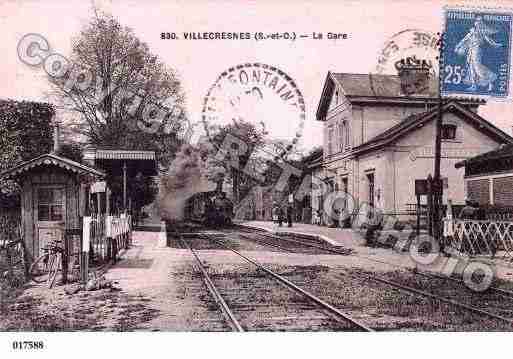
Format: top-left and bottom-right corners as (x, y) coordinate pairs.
(0, 153), (105, 262)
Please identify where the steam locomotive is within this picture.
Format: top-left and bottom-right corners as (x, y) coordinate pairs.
(184, 191), (234, 226)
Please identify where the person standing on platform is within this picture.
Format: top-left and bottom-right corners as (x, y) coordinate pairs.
(286, 204), (293, 227)
(277, 206), (284, 227)
(272, 203), (279, 224)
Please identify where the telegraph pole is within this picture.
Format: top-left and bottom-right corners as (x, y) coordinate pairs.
(433, 32), (444, 247)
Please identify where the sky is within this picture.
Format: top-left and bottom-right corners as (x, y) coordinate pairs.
(1, 0), (512, 152)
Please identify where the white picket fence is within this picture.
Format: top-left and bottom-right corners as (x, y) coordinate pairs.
(86, 214), (132, 262)
(443, 219), (513, 259)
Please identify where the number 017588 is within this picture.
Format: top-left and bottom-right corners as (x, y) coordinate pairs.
(12, 341), (44, 350)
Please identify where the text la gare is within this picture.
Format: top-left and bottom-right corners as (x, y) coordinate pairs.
(313, 32), (348, 40)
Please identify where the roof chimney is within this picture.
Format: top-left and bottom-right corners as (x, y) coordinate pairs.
(53, 123), (61, 153)
(396, 55), (431, 96)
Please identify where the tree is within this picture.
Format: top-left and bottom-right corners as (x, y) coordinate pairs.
(0, 100), (55, 208)
(56, 143), (83, 163)
(202, 120), (267, 203)
(48, 10), (188, 212)
(49, 10), (186, 168)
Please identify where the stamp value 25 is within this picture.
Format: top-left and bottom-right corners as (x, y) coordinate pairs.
(442, 7), (513, 99)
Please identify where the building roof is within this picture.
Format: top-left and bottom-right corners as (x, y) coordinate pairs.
(84, 149), (156, 161)
(331, 73), (438, 98)
(455, 143), (513, 168)
(316, 72), (485, 121)
(0, 153), (105, 180)
(352, 101), (513, 156)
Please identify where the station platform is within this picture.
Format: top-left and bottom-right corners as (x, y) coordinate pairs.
(237, 221), (366, 248)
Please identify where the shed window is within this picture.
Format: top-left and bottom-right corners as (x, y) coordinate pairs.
(37, 188), (64, 221)
(442, 124), (457, 140)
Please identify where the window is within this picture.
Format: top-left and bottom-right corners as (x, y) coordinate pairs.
(37, 188), (64, 221)
(367, 173), (375, 207)
(345, 121), (350, 149)
(328, 127), (334, 155)
(338, 123), (344, 151)
(328, 180), (335, 193)
(341, 177), (348, 193)
(341, 177), (349, 209)
(441, 124), (457, 140)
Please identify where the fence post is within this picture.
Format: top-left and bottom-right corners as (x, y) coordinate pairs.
(121, 213), (128, 249)
(5, 246), (13, 285)
(81, 216), (91, 284)
(62, 231), (68, 285)
(107, 216), (116, 262)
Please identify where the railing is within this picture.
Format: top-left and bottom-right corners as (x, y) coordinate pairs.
(86, 214), (132, 263)
(405, 203), (428, 216)
(89, 214), (105, 261)
(443, 219), (513, 259)
(108, 214), (132, 258)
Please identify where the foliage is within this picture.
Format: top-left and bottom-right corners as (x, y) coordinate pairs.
(48, 10), (189, 211)
(202, 120), (267, 202)
(0, 100), (55, 208)
(107, 172), (158, 214)
(56, 142), (83, 163)
(48, 10), (186, 169)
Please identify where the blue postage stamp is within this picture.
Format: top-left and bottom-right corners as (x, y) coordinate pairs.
(442, 8), (513, 99)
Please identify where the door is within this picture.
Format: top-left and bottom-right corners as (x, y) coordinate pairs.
(36, 187), (66, 257)
(367, 173), (375, 207)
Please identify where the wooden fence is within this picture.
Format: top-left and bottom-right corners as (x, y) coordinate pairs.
(443, 219), (513, 259)
(86, 214), (132, 264)
(0, 210), (25, 287)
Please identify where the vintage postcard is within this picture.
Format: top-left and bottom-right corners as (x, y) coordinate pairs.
(1, 0), (513, 357)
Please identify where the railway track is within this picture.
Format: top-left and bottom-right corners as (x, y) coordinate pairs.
(237, 228), (513, 327)
(238, 227), (513, 295)
(179, 232), (373, 332)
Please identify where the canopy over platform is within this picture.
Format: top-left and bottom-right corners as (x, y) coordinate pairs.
(82, 148), (158, 212)
(83, 149), (157, 177)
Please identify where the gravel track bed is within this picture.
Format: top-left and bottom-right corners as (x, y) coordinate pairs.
(262, 265), (513, 331)
(201, 263), (357, 331)
(170, 265), (231, 331)
(378, 270), (513, 322)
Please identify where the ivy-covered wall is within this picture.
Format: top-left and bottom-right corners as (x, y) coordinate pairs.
(0, 99), (55, 208)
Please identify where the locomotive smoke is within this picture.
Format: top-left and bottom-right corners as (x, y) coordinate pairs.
(159, 145), (210, 220)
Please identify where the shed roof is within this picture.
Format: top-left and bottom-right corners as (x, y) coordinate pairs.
(455, 143), (513, 169)
(0, 153), (105, 180)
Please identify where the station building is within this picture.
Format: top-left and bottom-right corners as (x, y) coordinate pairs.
(315, 71), (513, 221)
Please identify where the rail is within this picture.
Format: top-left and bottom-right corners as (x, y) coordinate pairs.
(199, 233), (374, 331)
(178, 235), (244, 332)
(240, 228), (513, 325)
